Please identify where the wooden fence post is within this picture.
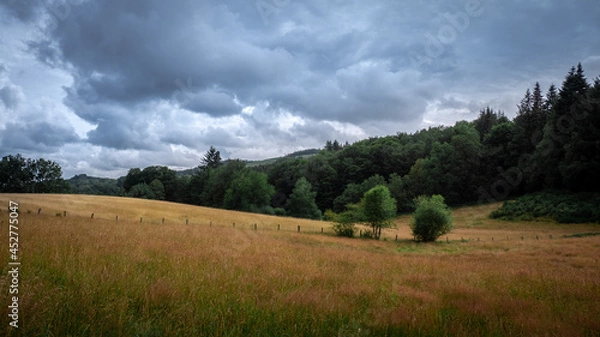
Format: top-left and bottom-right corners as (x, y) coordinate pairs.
(277, 224), (280, 231)
(186, 219), (189, 225)
(321, 227), (324, 234)
(254, 223), (257, 230)
(395, 234), (398, 242)
(140, 217), (143, 223)
(162, 218), (165, 224)
(64, 211), (67, 217)
(297, 225), (300, 233)
(38, 208), (41, 215)
(116, 215), (118, 221)
(233, 222), (235, 228)
(91, 213), (94, 219)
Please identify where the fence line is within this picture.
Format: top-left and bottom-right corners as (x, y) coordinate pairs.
(24, 207), (566, 242)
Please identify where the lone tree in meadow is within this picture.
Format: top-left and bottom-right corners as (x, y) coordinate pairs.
(410, 194), (453, 242)
(363, 185), (397, 240)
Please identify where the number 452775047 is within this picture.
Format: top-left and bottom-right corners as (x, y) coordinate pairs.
(9, 201), (19, 260)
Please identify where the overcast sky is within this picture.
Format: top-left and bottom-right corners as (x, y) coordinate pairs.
(0, 0), (599, 178)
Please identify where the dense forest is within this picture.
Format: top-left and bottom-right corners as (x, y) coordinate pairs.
(2, 64), (599, 220)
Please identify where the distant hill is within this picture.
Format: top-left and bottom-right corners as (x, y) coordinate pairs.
(67, 149), (321, 193)
(68, 174), (122, 195)
(245, 148), (320, 168)
(177, 148), (320, 172)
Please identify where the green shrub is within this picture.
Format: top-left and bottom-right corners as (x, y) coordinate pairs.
(359, 229), (373, 239)
(273, 207), (287, 216)
(410, 195), (453, 242)
(323, 209), (338, 221)
(489, 191), (600, 223)
(332, 222), (356, 237)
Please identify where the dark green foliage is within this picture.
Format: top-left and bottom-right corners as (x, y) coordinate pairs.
(201, 146), (222, 170)
(362, 185), (397, 240)
(285, 177), (322, 220)
(333, 174), (387, 212)
(200, 160), (247, 208)
(330, 208), (360, 237)
(474, 107), (506, 141)
(411, 195), (453, 242)
(562, 232), (600, 238)
(188, 156), (276, 214)
(332, 222), (356, 238)
(534, 63), (594, 189)
(304, 154), (339, 211)
(127, 183), (156, 199)
(395, 122), (483, 206)
(223, 170), (274, 212)
(0, 154), (69, 193)
(148, 179), (166, 200)
(489, 191), (600, 223)
(266, 158), (307, 209)
(122, 166), (185, 202)
(68, 174), (121, 195)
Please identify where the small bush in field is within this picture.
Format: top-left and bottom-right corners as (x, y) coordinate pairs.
(332, 222), (356, 237)
(411, 195), (453, 242)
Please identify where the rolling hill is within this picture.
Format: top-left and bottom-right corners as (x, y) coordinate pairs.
(1, 194), (599, 336)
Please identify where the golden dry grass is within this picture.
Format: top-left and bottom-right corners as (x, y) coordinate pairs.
(1, 194), (599, 336)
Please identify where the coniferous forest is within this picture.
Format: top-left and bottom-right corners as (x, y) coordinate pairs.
(2, 64), (599, 221)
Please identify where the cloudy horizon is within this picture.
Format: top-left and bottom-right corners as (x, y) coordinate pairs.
(1, 0), (599, 178)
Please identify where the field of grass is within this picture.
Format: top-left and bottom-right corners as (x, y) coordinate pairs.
(1, 194), (599, 336)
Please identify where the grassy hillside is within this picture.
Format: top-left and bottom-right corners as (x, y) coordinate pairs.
(1, 194), (599, 336)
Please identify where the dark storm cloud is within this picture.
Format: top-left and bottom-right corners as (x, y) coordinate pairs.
(1, 0), (599, 176)
(0, 0), (40, 22)
(180, 88), (241, 116)
(0, 84), (24, 109)
(28, 1), (442, 126)
(0, 121), (79, 153)
(458, 1), (600, 77)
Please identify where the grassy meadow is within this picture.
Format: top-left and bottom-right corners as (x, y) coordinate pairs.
(1, 194), (599, 336)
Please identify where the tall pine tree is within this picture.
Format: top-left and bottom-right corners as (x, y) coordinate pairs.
(535, 63), (590, 188)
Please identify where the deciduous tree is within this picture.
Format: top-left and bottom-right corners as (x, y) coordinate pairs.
(286, 177), (322, 220)
(362, 185), (397, 240)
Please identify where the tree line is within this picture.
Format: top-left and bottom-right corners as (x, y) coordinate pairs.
(0, 154), (70, 193)
(1, 63), (598, 221)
